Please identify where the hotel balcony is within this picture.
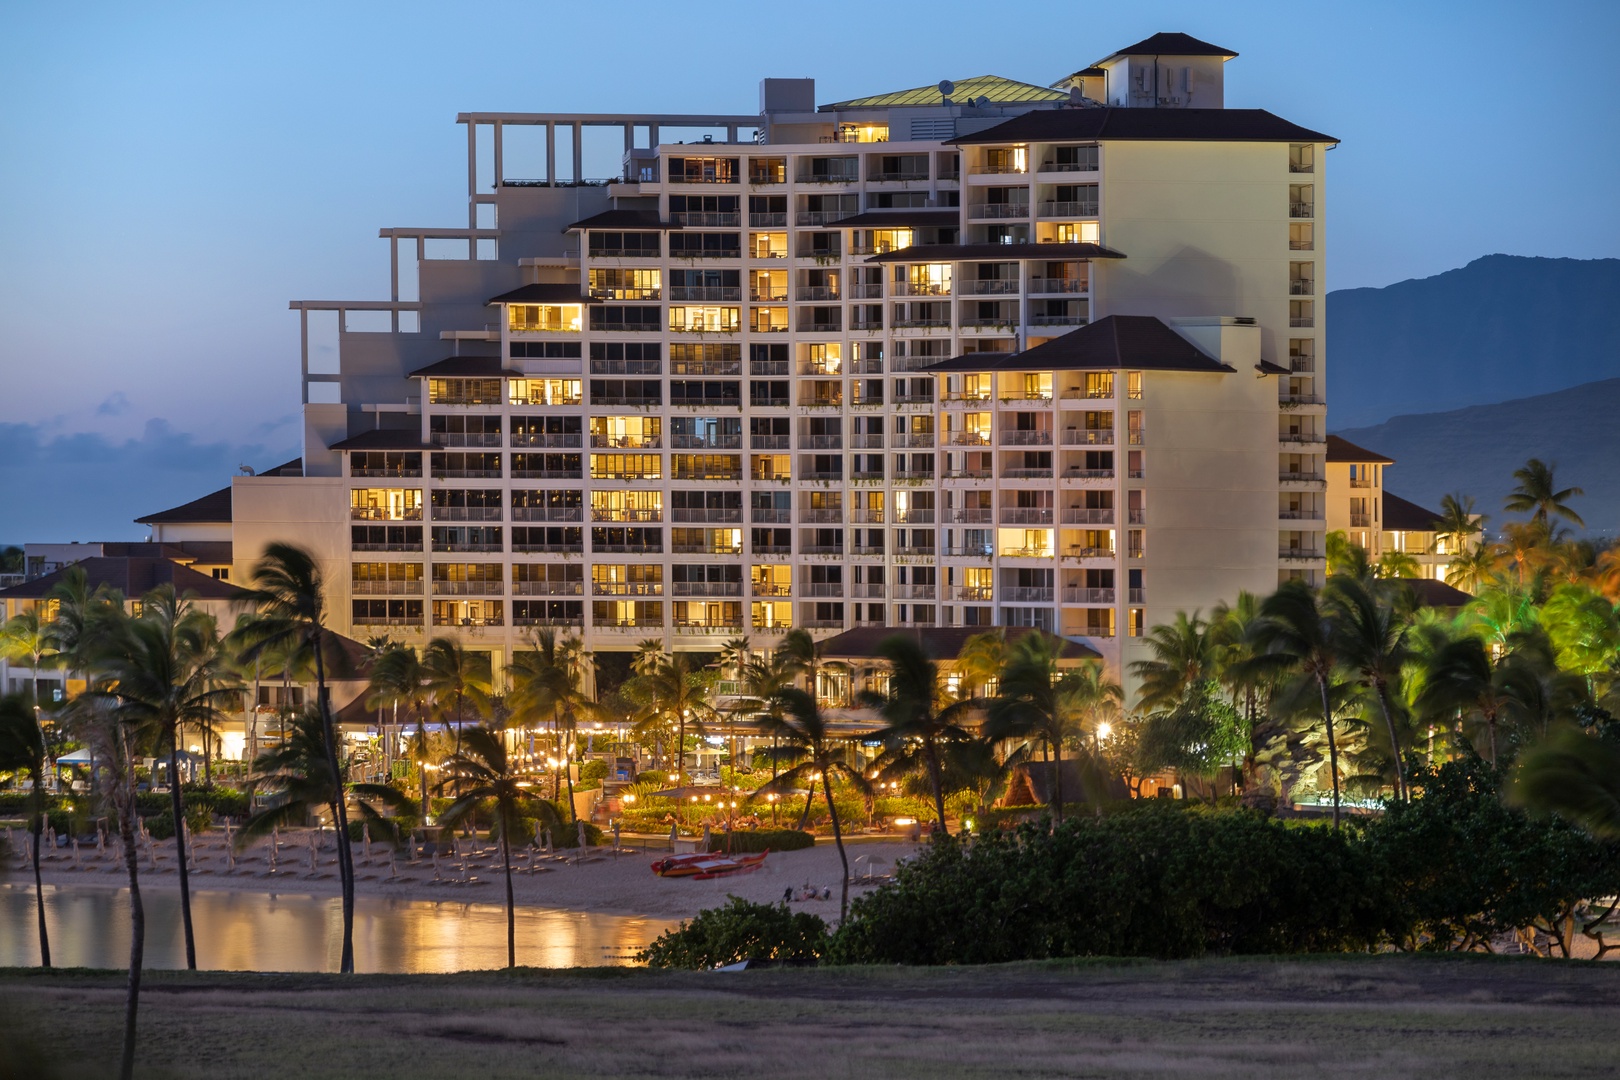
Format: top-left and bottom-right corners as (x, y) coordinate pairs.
(512, 581), (583, 596)
(1062, 587), (1115, 604)
(1062, 428), (1113, 445)
(1061, 508), (1114, 525)
(1001, 508), (1054, 525)
(1028, 277), (1087, 294)
(1001, 430), (1053, 446)
(432, 581), (503, 596)
(1038, 201), (1099, 217)
(961, 279), (1019, 295)
(671, 582), (743, 597)
(352, 580), (424, 596)
(1002, 586), (1054, 603)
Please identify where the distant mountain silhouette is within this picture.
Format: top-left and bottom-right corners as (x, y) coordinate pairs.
(1327, 255), (1620, 429)
(1334, 378), (1620, 535)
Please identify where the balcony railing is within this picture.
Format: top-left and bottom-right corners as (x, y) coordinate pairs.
(351, 508), (422, 521)
(868, 170), (929, 182)
(892, 281), (953, 297)
(511, 540), (584, 553)
(1278, 549), (1323, 561)
(1003, 587), (1054, 603)
(1029, 314), (1088, 327)
(431, 581), (503, 595)
(430, 507), (501, 522)
(894, 509), (935, 524)
(1063, 468), (1115, 480)
(351, 580), (424, 595)
(1289, 281), (1315, 296)
(1001, 430), (1052, 445)
(1349, 514), (1372, 528)
(1038, 201), (1099, 217)
(1002, 468), (1054, 480)
(1000, 508), (1054, 525)
(511, 506), (582, 522)
(1063, 587), (1114, 604)
(1063, 545), (1114, 559)
(1290, 202), (1314, 218)
(510, 433), (582, 448)
(591, 509), (663, 523)
(893, 584), (936, 600)
(751, 508), (790, 524)
(945, 508), (993, 523)
(1279, 471), (1324, 483)
(796, 210), (852, 226)
(511, 581), (583, 596)
(670, 212), (740, 227)
(961, 279), (1019, 295)
(851, 434), (884, 449)
(1061, 429), (1113, 445)
(667, 286), (742, 302)
(748, 212), (787, 227)
(943, 545), (994, 559)
(671, 582), (743, 596)
(1280, 393), (1325, 405)
(801, 583), (844, 597)
(799, 508), (843, 524)
(1028, 277), (1086, 294)
(1279, 432), (1325, 444)
(1001, 546), (1055, 559)
(1278, 509), (1324, 521)
(893, 433), (934, 448)
(1062, 508), (1114, 524)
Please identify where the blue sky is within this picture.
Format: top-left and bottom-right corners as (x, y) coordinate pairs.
(1, 0), (1617, 542)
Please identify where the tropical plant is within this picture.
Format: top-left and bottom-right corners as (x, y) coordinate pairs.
(859, 633), (976, 833)
(508, 630), (589, 818)
(1129, 611), (1216, 712)
(1247, 580), (1347, 828)
(0, 693), (50, 967)
(232, 542), (361, 973)
(102, 587), (241, 969)
(985, 631), (1121, 823)
(954, 629), (1007, 698)
(1374, 550), (1422, 581)
(637, 896), (828, 969)
(1511, 725), (1620, 840)
(629, 653), (717, 784)
(420, 636), (492, 767)
(1134, 679), (1247, 789)
(367, 643), (429, 819)
(1327, 575), (1413, 801)
(1436, 493), (1485, 551)
(753, 686), (871, 920)
(0, 609), (56, 685)
(1446, 541), (1499, 593)
(436, 725), (563, 968)
(1418, 636), (1542, 765)
(1505, 457), (1584, 528)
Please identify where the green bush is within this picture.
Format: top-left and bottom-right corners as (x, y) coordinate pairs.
(579, 759), (610, 783)
(706, 829), (814, 853)
(637, 897), (829, 969)
(634, 769), (669, 786)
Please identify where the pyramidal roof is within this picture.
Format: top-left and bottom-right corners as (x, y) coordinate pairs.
(822, 75), (1067, 111)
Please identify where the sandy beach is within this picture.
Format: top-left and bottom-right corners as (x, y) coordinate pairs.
(13, 827), (920, 923)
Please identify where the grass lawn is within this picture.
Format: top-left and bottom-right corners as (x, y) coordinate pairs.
(2, 955), (1618, 1079)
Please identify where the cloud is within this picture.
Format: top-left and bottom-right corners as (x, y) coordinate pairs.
(0, 418), (299, 543)
(95, 392), (132, 416)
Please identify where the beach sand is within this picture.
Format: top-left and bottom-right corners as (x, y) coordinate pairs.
(15, 827), (920, 923)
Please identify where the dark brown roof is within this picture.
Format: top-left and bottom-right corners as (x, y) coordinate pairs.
(1383, 491), (1443, 532)
(0, 557), (249, 602)
(1398, 578), (1473, 608)
(563, 209), (679, 232)
(1099, 32), (1238, 61)
(834, 209), (961, 229)
(1325, 434), (1394, 464)
(865, 242), (1125, 264)
(927, 316), (1230, 374)
(329, 428), (437, 452)
(1257, 359), (1290, 375)
(950, 108), (1335, 147)
(484, 283), (596, 305)
(405, 356), (522, 380)
(816, 626), (1099, 662)
(135, 486), (231, 525)
(99, 541), (233, 565)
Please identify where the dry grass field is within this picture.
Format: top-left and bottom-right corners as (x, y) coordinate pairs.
(3, 955), (1618, 1079)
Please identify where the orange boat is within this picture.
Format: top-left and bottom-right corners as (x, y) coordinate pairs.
(650, 850), (769, 879)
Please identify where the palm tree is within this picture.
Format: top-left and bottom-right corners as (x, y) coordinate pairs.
(860, 634), (976, 834)
(954, 629), (1006, 698)
(1374, 550), (1422, 581)
(1326, 576), (1411, 801)
(0, 609), (57, 698)
(1505, 458), (1585, 528)
(232, 542), (361, 973)
(631, 638), (664, 676)
(631, 654), (716, 784)
(1326, 530), (1374, 581)
(0, 693), (51, 967)
(509, 630), (589, 819)
(1436, 493), (1485, 553)
(43, 565), (118, 705)
(367, 643), (429, 820)
(421, 636), (492, 767)
(1129, 610), (1216, 712)
(986, 631), (1121, 823)
(1417, 636), (1525, 765)
(1247, 580), (1346, 829)
(104, 587), (241, 969)
(1447, 542), (1498, 594)
(436, 725), (563, 968)
(754, 686), (870, 920)
(1511, 726), (1620, 840)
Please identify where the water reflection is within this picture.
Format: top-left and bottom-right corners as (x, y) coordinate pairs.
(0, 885), (668, 972)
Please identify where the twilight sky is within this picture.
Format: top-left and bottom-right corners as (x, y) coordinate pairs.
(1, 0), (1617, 542)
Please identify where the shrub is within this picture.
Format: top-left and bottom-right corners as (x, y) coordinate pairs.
(638, 897), (829, 969)
(579, 759), (610, 783)
(634, 769), (669, 786)
(706, 829), (815, 853)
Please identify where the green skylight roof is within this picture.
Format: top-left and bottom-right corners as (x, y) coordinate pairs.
(822, 75), (1068, 110)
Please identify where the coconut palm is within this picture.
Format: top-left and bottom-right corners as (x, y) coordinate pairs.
(985, 631), (1121, 823)
(367, 643), (429, 820)
(1511, 726), (1620, 840)
(43, 565), (119, 708)
(859, 634), (977, 834)
(1129, 610), (1216, 713)
(753, 686), (870, 920)
(102, 586), (241, 969)
(1373, 550), (1422, 581)
(232, 542), (362, 973)
(421, 636), (492, 766)
(0, 609), (57, 696)
(954, 629), (1007, 698)
(508, 630), (589, 819)
(1436, 492), (1485, 553)
(435, 725), (563, 968)
(1326, 530), (1374, 581)
(1417, 636), (1533, 765)
(0, 693), (51, 967)
(1247, 580), (1346, 829)
(1326, 575), (1412, 801)
(1505, 458), (1584, 528)
(630, 653), (717, 784)
(631, 638), (664, 676)
(1446, 542), (1498, 594)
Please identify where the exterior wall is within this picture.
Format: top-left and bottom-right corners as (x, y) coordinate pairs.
(1324, 460), (1382, 554)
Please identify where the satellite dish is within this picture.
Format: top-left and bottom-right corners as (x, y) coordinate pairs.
(1068, 86), (1084, 103)
(974, 95), (991, 108)
(937, 79), (955, 97)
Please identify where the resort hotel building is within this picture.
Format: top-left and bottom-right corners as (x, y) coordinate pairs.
(13, 31), (1448, 711)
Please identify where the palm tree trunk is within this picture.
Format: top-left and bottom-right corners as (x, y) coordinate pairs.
(1487, 711), (1499, 767)
(1372, 683), (1406, 802)
(117, 745), (144, 1080)
(675, 711), (686, 785)
(923, 738), (949, 836)
(823, 769), (850, 923)
(1318, 676), (1342, 831)
(1051, 733), (1065, 825)
(167, 738), (197, 969)
(30, 782), (50, 968)
(311, 632), (356, 974)
(501, 823), (515, 969)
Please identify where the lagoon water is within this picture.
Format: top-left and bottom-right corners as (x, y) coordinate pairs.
(0, 884), (669, 971)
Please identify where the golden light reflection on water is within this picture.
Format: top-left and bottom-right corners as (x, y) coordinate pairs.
(0, 885), (668, 972)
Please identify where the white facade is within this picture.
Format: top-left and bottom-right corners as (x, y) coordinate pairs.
(212, 32), (1333, 699)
